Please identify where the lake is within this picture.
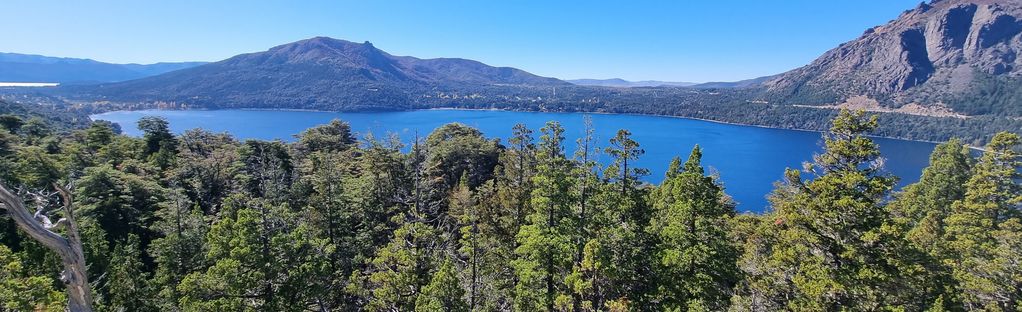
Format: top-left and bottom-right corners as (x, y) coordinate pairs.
(91, 109), (938, 213)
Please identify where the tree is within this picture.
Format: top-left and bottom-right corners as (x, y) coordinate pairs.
(294, 119), (357, 155)
(364, 213), (441, 311)
(21, 117), (50, 145)
(174, 129), (241, 214)
(239, 140), (294, 202)
(106, 234), (156, 312)
(513, 121), (575, 311)
(753, 110), (918, 310)
(0, 114), (24, 133)
(0, 182), (93, 311)
(0, 244), (64, 311)
(647, 146), (739, 310)
(178, 195), (329, 311)
(943, 132), (1022, 310)
(886, 139), (974, 309)
(148, 191), (208, 311)
(415, 258), (469, 312)
(890, 139), (972, 254)
(137, 116), (177, 168)
(83, 122), (116, 153)
(601, 128), (654, 306)
(75, 165), (164, 252)
(421, 123), (501, 227)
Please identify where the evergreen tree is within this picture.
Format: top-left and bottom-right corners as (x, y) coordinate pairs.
(0, 244), (64, 312)
(647, 146), (739, 310)
(148, 191), (207, 311)
(887, 139), (974, 309)
(106, 234), (156, 312)
(602, 128), (654, 306)
(137, 116), (177, 169)
(364, 213), (441, 311)
(754, 110), (916, 310)
(513, 121), (575, 311)
(178, 195), (329, 311)
(944, 132), (1022, 310)
(415, 258), (469, 312)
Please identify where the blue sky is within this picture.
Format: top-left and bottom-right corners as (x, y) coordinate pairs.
(3, 0), (922, 82)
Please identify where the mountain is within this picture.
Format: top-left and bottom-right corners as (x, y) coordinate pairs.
(0, 53), (206, 84)
(762, 0), (1022, 117)
(567, 78), (696, 87)
(77, 37), (568, 110)
(690, 75), (777, 89)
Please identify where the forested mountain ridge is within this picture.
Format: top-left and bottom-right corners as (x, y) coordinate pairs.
(0, 52), (206, 84)
(761, 0), (1022, 117)
(69, 37), (568, 111)
(1, 110), (1020, 310)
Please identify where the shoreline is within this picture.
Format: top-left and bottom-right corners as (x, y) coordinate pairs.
(90, 106), (977, 149)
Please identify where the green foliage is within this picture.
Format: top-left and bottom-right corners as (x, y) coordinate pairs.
(294, 119), (356, 155)
(0, 114), (24, 133)
(943, 132), (1022, 310)
(647, 146), (739, 310)
(742, 110), (926, 310)
(513, 121), (575, 311)
(106, 234), (157, 312)
(415, 258), (469, 312)
(178, 195), (330, 311)
(0, 244), (64, 312)
(2, 114), (1020, 311)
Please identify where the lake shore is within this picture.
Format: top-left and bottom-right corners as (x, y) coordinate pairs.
(93, 106), (974, 150)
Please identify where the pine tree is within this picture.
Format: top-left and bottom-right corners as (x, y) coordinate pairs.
(0, 244), (64, 312)
(890, 139), (972, 255)
(415, 258), (469, 312)
(647, 146), (739, 310)
(178, 195), (329, 311)
(148, 191), (207, 311)
(756, 110), (913, 310)
(513, 121), (575, 311)
(887, 139), (974, 309)
(602, 128), (654, 306)
(106, 234), (156, 312)
(364, 213), (441, 311)
(943, 132), (1022, 310)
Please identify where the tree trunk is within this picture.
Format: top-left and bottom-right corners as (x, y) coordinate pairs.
(0, 182), (94, 312)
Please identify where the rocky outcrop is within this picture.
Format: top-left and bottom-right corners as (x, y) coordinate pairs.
(763, 0), (1022, 115)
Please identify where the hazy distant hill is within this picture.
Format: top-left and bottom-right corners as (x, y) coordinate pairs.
(567, 78), (696, 88)
(76, 37), (568, 110)
(0, 52), (206, 84)
(690, 75), (776, 89)
(761, 0), (1022, 117)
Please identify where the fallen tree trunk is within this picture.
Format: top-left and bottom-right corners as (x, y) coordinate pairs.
(0, 182), (93, 312)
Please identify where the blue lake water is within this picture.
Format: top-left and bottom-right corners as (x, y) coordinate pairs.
(91, 109), (938, 213)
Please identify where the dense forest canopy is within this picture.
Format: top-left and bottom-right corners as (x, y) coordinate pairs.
(0, 108), (1020, 311)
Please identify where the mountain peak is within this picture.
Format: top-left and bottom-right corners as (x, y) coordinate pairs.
(763, 0), (1022, 116)
(84, 36), (567, 110)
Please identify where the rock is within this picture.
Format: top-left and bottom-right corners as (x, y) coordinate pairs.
(764, 0), (1022, 114)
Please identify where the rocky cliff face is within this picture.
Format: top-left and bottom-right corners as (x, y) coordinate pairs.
(763, 0), (1022, 115)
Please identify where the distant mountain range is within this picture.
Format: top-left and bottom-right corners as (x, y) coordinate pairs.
(567, 78), (696, 88)
(0, 52), (207, 84)
(24, 0), (1022, 125)
(690, 75), (777, 89)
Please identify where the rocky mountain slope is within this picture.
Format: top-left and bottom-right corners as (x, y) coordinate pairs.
(762, 0), (1022, 117)
(75, 37), (567, 110)
(0, 52), (206, 84)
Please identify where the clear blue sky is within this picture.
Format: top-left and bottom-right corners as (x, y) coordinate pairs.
(3, 0), (922, 82)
